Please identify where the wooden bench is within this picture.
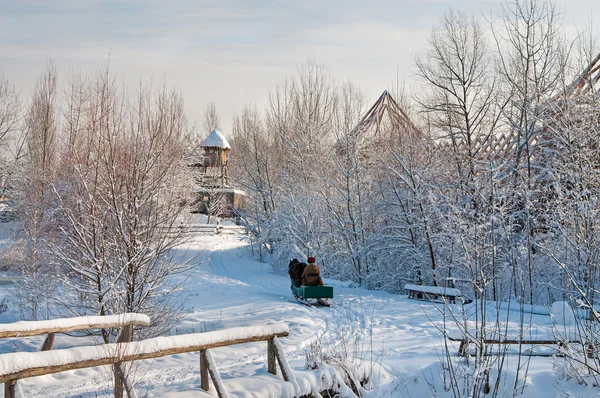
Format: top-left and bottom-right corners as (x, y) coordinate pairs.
(447, 335), (596, 358)
(405, 284), (465, 304)
(0, 323), (293, 398)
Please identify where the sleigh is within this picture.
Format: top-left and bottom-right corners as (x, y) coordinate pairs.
(288, 259), (333, 306)
(292, 285), (333, 307)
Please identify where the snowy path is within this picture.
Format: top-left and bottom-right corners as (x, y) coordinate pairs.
(0, 233), (590, 397)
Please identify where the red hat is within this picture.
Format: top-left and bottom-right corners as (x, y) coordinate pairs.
(308, 256), (315, 263)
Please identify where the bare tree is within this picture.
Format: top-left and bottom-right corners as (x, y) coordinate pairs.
(494, 0), (564, 179)
(203, 190), (229, 224)
(412, 10), (520, 397)
(416, 9), (503, 204)
(489, 0), (566, 314)
(203, 101), (220, 134)
(231, 105), (278, 260)
(61, 71), (89, 157)
(0, 73), (21, 151)
(14, 61), (59, 320)
(0, 72), (22, 210)
(47, 70), (195, 340)
(264, 61), (339, 267)
(326, 82), (370, 282)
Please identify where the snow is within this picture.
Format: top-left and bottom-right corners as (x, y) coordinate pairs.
(0, 230), (597, 397)
(199, 187), (245, 195)
(551, 301), (576, 325)
(404, 283), (462, 297)
(200, 129), (231, 149)
(0, 313), (150, 337)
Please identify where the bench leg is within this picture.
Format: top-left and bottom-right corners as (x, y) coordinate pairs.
(458, 340), (468, 357)
(587, 344), (594, 359)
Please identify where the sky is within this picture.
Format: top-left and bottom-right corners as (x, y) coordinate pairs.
(1, 0), (598, 136)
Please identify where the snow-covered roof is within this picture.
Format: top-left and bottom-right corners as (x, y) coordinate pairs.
(201, 129), (231, 149)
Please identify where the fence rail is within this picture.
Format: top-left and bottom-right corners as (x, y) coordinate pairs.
(0, 313), (150, 339)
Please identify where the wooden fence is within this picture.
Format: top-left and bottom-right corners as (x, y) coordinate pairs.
(0, 313), (150, 398)
(0, 322), (291, 398)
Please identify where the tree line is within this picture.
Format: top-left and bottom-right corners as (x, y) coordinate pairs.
(230, 1), (600, 310)
(0, 0), (597, 329)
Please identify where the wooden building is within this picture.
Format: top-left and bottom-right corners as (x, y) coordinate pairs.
(190, 129), (245, 217)
(196, 129), (231, 187)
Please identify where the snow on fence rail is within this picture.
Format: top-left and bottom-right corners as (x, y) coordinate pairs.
(0, 323), (291, 398)
(0, 313), (150, 338)
(404, 284), (464, 304)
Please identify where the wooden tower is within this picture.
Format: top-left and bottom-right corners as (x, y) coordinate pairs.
(199, 129), (231, 187)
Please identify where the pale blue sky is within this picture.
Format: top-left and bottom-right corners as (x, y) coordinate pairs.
(1, 0), (598, 135)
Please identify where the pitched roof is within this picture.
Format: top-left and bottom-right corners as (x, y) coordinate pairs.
(201, 129), (231, 149)
(350, 90), (421, 140)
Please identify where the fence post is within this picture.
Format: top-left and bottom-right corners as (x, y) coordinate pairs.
(114, 324), (133, 398)
(204, 349), (230, 398)
(41, 333), (55, 351)
(271, 337), (294, 383)
(4, 380), (16, 398)
(200, 349), (210, 391)
(267, 337), (277, 375)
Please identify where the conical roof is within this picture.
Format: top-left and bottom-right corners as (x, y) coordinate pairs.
(201, 129), (231, 149)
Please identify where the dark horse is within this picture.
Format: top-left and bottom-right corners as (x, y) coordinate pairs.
(288, 259), (307, 290)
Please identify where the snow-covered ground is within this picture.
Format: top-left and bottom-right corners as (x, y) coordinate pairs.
(0, 230), (597, 397)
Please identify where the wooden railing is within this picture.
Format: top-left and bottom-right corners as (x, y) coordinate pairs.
(0, 323), (292, 398)
(0, 313), (151, 398)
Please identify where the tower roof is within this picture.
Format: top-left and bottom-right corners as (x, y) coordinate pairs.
(201, 129), (231, 149)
